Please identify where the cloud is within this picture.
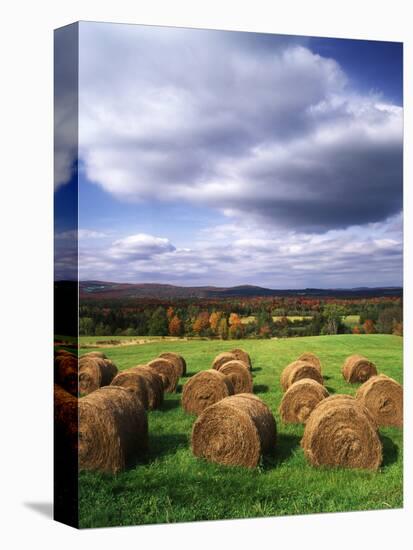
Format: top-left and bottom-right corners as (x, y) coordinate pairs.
(77, 23), (402, 232)
(78, 214), (402, 287)
(107, 233), (175, 261)
(55, 229), (106, 239)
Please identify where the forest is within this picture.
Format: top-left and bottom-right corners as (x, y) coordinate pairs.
(79, 295), (403, 339)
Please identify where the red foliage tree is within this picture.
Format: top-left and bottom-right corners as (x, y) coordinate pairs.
(169, 315), (182, 336)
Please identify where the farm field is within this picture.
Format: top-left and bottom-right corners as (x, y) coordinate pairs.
(78, 334), (403, 528)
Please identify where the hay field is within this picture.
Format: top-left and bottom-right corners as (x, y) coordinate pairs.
(78, 334), (403, 528)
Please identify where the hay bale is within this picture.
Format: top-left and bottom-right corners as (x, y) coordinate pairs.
(55, 349), (76, 358)
(159, 352), (186, 377)
(342, 354), (377, 383)
(230, 348), (252, 370)
(192, 393), (276, 468)
(54, 384), (78, 453)
(297, 352), (322, 372)
(182, 369), (234, 415)
(279, 378), (329, 424)
(130, 365), (164, 409)
(301, 394), (382, 470)
(147, 358), (179, 393)
(217, 360), (253, 394)
(356, 374), (403, 427)
(79, 386), (148, 473)
(55, 353), (78, 396)
(110, 370), (149, 410)
(78, 357), (118, 395)
(212, 352), (237, 370)
(82, 351), (107, 359)
(280, 360), (323, 391)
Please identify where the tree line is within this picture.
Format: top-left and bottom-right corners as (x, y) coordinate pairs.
(79, 296), (402, 339)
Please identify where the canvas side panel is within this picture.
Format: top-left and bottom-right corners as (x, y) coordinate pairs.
(54, 22), (79, 529)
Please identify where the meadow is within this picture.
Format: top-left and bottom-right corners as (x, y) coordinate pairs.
(78, 334), (403, 528)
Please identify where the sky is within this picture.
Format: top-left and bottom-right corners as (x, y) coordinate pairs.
(55, 22), (403, 288)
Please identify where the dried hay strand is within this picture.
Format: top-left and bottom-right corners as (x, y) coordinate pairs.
(192, 393), (276, 468)
(217, 360), (253, 394)
(356, 374), (403, 427)
(212, 352), (237, 370)
(147, 358), (179, 393)
(130, 365), (164, 409)
(110, 370), (149, 410)
(55, 353), (78, 396)
(297, 352), (322, 372)
(230, 348), (252, 370)
(342, 354), (377, 383)
(182, 369), (234, 415)
(301, 394), (382, 471)
(279, 378), (329, 424)
(280, 360), (324, 391)
(159, 352), (187, 377)
(79, 386), (148, 474)
(79, 357), (118, 395)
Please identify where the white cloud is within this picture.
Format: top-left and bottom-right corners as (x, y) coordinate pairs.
(78, 213), (402, 287)
(76, 24), (402, 231)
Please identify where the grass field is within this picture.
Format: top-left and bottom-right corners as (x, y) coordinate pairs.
(78, 334), (403, 528)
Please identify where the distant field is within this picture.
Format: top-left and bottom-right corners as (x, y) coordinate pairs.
(240, 315), (360, 325)
(78, 334), (403, 528)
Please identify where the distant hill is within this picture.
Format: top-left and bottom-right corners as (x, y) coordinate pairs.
(78, 280), (403, 300)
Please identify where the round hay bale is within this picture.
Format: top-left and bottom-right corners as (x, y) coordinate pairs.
(212, 352), (237, 370)
(279, 378), (329, 424)
(130, 365), (164, 409)
(230, 348), (252, 370)
(147, 358), (179, 393)
(280, 360), (323, 391)
(82, 351), (107, 359)
(55, 349), (76, 358)
(301, 394), (382, 470)
(110, 370), (149, 410)
(55, 354), (78, 396)
(182, 369), (234, 415)
(79, 357), (118, 395)
(356, 374), (403, 427)
(159, 352), (186, 377)
(54, 383), (78, 452)
(192, 393), (276, 468)
(217, 360), (253, 394)
(79, 385), (148, 473)
(297, 352), (322, 372)
(342, 354), (377, 383)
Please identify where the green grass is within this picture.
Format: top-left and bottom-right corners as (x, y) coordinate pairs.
(78, 334), (403, 528)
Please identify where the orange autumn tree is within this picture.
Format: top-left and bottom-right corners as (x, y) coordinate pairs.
(193, 311), (210, 335)
(209, 311), (222, 334)
(169, 315), (183, 336)
(363, 319), (376, 334)
(166, 306), (174, 321)
(228, 312), (244, 339)
(352, 325), (361, 334)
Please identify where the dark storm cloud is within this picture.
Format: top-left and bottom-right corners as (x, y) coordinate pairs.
(77, 22), (402, 232)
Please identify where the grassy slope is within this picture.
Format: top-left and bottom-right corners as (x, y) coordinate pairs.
(78, 334), (403, 528)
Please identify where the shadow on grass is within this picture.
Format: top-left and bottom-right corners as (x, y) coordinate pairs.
(325, 386), (336, 394)
(254, 384), (269, 394)
(253, 367), (262, 373)
(323, 375), (332, 381)
(263, 433), (302, 469)
(148, 433), (189, 459)
(161, 398), (181, 411)
(381, 435), (399, 467)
